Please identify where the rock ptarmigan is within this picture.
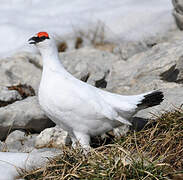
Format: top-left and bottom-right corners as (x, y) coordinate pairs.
(28, 32), (164, 150)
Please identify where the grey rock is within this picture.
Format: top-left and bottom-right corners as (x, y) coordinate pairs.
(0, 141), (3, 151)
(160, 55), (183, 83)
(0, 48), (119, 95)
(60, 47), (120, 88)
(0, 86), (22, 107)
(0, 96), (55, 140)
(35, 126), (71, 149)
(5, 130), (25, 144)
(173, 10), (183, 30)
(4, 130), (37, 153)
(136, 87), (183, 119)
(0, 53), (42, 93)
(3, 130), (64, 153)
(114, 41), (149, 61)
(172, 0), (183, 30)
(110, 40), (183, 94)
(172, 0), (183, 11)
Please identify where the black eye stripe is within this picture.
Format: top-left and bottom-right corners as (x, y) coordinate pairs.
(32, 36), (49, 43)
(40, 36), (49, 40)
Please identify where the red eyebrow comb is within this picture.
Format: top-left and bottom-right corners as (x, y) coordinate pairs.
(37, 32), (49, 38)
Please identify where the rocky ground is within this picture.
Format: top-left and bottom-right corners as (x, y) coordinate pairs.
(1, 29), (183, 150)
(1, 17), (183, 179)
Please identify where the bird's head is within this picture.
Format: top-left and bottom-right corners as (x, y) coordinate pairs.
(28, 31), (59, 62)
(28, 32), (53, 50)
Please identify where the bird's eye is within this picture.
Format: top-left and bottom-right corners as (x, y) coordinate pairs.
(40, 36), (48, 40)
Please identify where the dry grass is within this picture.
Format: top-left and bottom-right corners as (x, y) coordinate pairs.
(20, 108), (183, 180)
(122, 109), (183, 171)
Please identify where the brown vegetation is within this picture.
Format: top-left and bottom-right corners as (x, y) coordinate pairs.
(20, 108), (183, 180)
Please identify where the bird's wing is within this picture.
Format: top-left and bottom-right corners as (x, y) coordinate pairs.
(84, 90), (132, 125)
(52, 78), (132, 125)
(82, 86), (133, 125)
(95, 88), (142, 120)
(76, 89), (132, 125)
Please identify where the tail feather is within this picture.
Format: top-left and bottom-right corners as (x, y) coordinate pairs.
(137, 91), (164, 109)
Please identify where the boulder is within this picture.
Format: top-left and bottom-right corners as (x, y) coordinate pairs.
(5, 130), (25, 144)
(0, 53), (42, 93)
(3, 130), (37, 153)
(35, 126), (71, 149)
(0, 96), (55, 140)
(160, 55), (183, 83)
(60, 47), (120, 88)
(0, 86), (22, 107)
(136, 87), (183, 119)
(111, 40), (183, 94)
(172, 0), (183, 30)
(114, 41), (149, 61)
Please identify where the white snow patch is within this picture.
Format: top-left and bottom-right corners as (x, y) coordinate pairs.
(0, 152), (28, 180)
(0, 149), (60, 180)
(0, 0), (174, 58)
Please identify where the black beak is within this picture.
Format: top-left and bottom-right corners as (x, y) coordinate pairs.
(28, 36), (38, 44)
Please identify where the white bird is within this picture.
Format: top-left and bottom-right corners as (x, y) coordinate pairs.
(28, 32), (164, 150)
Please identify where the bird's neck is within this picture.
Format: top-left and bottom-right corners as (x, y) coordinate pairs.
(40, 45), (65, 72)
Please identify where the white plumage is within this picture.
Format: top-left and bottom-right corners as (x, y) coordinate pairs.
(29, 32), (164, 150)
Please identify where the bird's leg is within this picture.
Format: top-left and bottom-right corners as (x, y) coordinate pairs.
(68, 132), (78, 149)
(71, 137), (78, 149)
(73, 131), (91, 151)
(113, 125), (130, 137)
